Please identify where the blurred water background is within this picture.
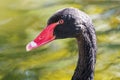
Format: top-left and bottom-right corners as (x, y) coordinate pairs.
(0, 0), (120, 80)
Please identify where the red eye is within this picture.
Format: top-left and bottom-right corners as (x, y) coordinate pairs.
(58, 19), (64, 24)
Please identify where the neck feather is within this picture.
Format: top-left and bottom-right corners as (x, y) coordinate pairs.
(72, 26), (97, 80)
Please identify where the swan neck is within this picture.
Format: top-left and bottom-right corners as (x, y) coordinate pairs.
(72, 34), (96, 80)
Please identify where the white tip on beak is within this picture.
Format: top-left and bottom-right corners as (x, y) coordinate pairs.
(26, 41), (37, 51)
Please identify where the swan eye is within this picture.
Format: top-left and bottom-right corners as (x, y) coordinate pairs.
(58, 19), (64, 24)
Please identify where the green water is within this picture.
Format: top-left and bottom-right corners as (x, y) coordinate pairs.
(0, 0), (120, 80)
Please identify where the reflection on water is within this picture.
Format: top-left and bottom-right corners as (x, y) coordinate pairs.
(0, 0), (120, 80)
(2, 69), (39, 80)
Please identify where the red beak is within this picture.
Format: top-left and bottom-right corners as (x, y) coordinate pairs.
(26, 22), (58, 51)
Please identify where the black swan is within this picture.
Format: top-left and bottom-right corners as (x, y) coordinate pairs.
(26, 7), (97, 80)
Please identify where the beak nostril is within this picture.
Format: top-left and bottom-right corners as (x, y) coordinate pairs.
(39, 36), (44, 40)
